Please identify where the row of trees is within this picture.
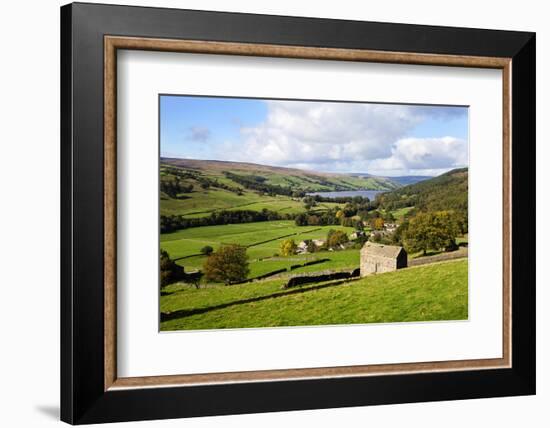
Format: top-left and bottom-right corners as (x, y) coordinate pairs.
(294, 206), (392, 230)
(294, 209), (338, 227)
(160, 198), (381, 234)
(309, 195), (371, 205)
(161, 209), (290, 233)
(160, 202), (389, 234)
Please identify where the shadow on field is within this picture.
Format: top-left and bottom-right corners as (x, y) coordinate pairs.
(160, 278), (360, 322)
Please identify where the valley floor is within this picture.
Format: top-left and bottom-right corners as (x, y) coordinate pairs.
(161, 220), (358, 279)
(158, 160), (469, 332)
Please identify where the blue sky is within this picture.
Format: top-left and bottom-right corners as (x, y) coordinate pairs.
(160, 95), (468, 176)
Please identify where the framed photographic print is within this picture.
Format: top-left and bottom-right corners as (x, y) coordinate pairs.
(61, 2), (536, 424)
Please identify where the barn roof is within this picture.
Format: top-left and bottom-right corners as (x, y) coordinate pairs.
(361, 242), (405, 259)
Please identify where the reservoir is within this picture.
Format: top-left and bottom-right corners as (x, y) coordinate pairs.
(307, 190), (385, 200)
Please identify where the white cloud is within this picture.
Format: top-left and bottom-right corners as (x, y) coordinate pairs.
(367, 136), (468, 175)
(220, 101), (467, 175)
(232, 101), (420, 165)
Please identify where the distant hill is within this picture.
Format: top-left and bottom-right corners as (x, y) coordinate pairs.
(384, 175), (433, 186)
(377, 168), (468, 218)
(161, 158), (400, 192)
(350, 173), (432, 187)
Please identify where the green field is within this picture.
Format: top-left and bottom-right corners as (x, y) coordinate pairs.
(388, 206), (415, 220)
(160, 259), (468, 331)
(161, 220), (357, 278)
(160, 190), (311, 217)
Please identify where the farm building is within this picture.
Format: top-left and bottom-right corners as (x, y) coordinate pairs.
(296, 240), (309, 253)
(360, 242), (407, 277)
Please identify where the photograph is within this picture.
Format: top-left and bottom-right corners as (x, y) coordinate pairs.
(53, 2), (536, 424)
(159, 96), (469, 331)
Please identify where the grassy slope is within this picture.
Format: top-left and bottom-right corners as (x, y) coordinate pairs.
(383, 206), (415, 222)
(160, 259), (468, 331)
(378, 168), (468, 214)
(161, 189), (311, 217)
(160, 158), (400, 217)
(162, 157), (400, 191)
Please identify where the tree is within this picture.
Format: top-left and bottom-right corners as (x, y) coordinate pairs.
(352, 218), (364, 231)
(371, 217), (385, 230)
(306, 240), (317, 253)
(303, 196), (317, 211)
(403, 211), (460, 255)
(384, 212), (396, 223)
(340, 216), (354, 227)
(280, 239), (298, 256)
(203, 244), (249, 285)
(326, 229), (349, 249)
(307, 215), (320, 225)
(294, 213), (308, 226)
(368, 210), (381, 219)
(200, 245), (214, 256)
(160, 249), (185, 287)
(392, 220), (409, 245)
(185, 271), (204, 289)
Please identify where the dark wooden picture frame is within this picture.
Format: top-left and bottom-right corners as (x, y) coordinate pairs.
(61, 2), (535, 424)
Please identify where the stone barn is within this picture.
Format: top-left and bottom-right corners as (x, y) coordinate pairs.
(360, 242), (407, 277)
